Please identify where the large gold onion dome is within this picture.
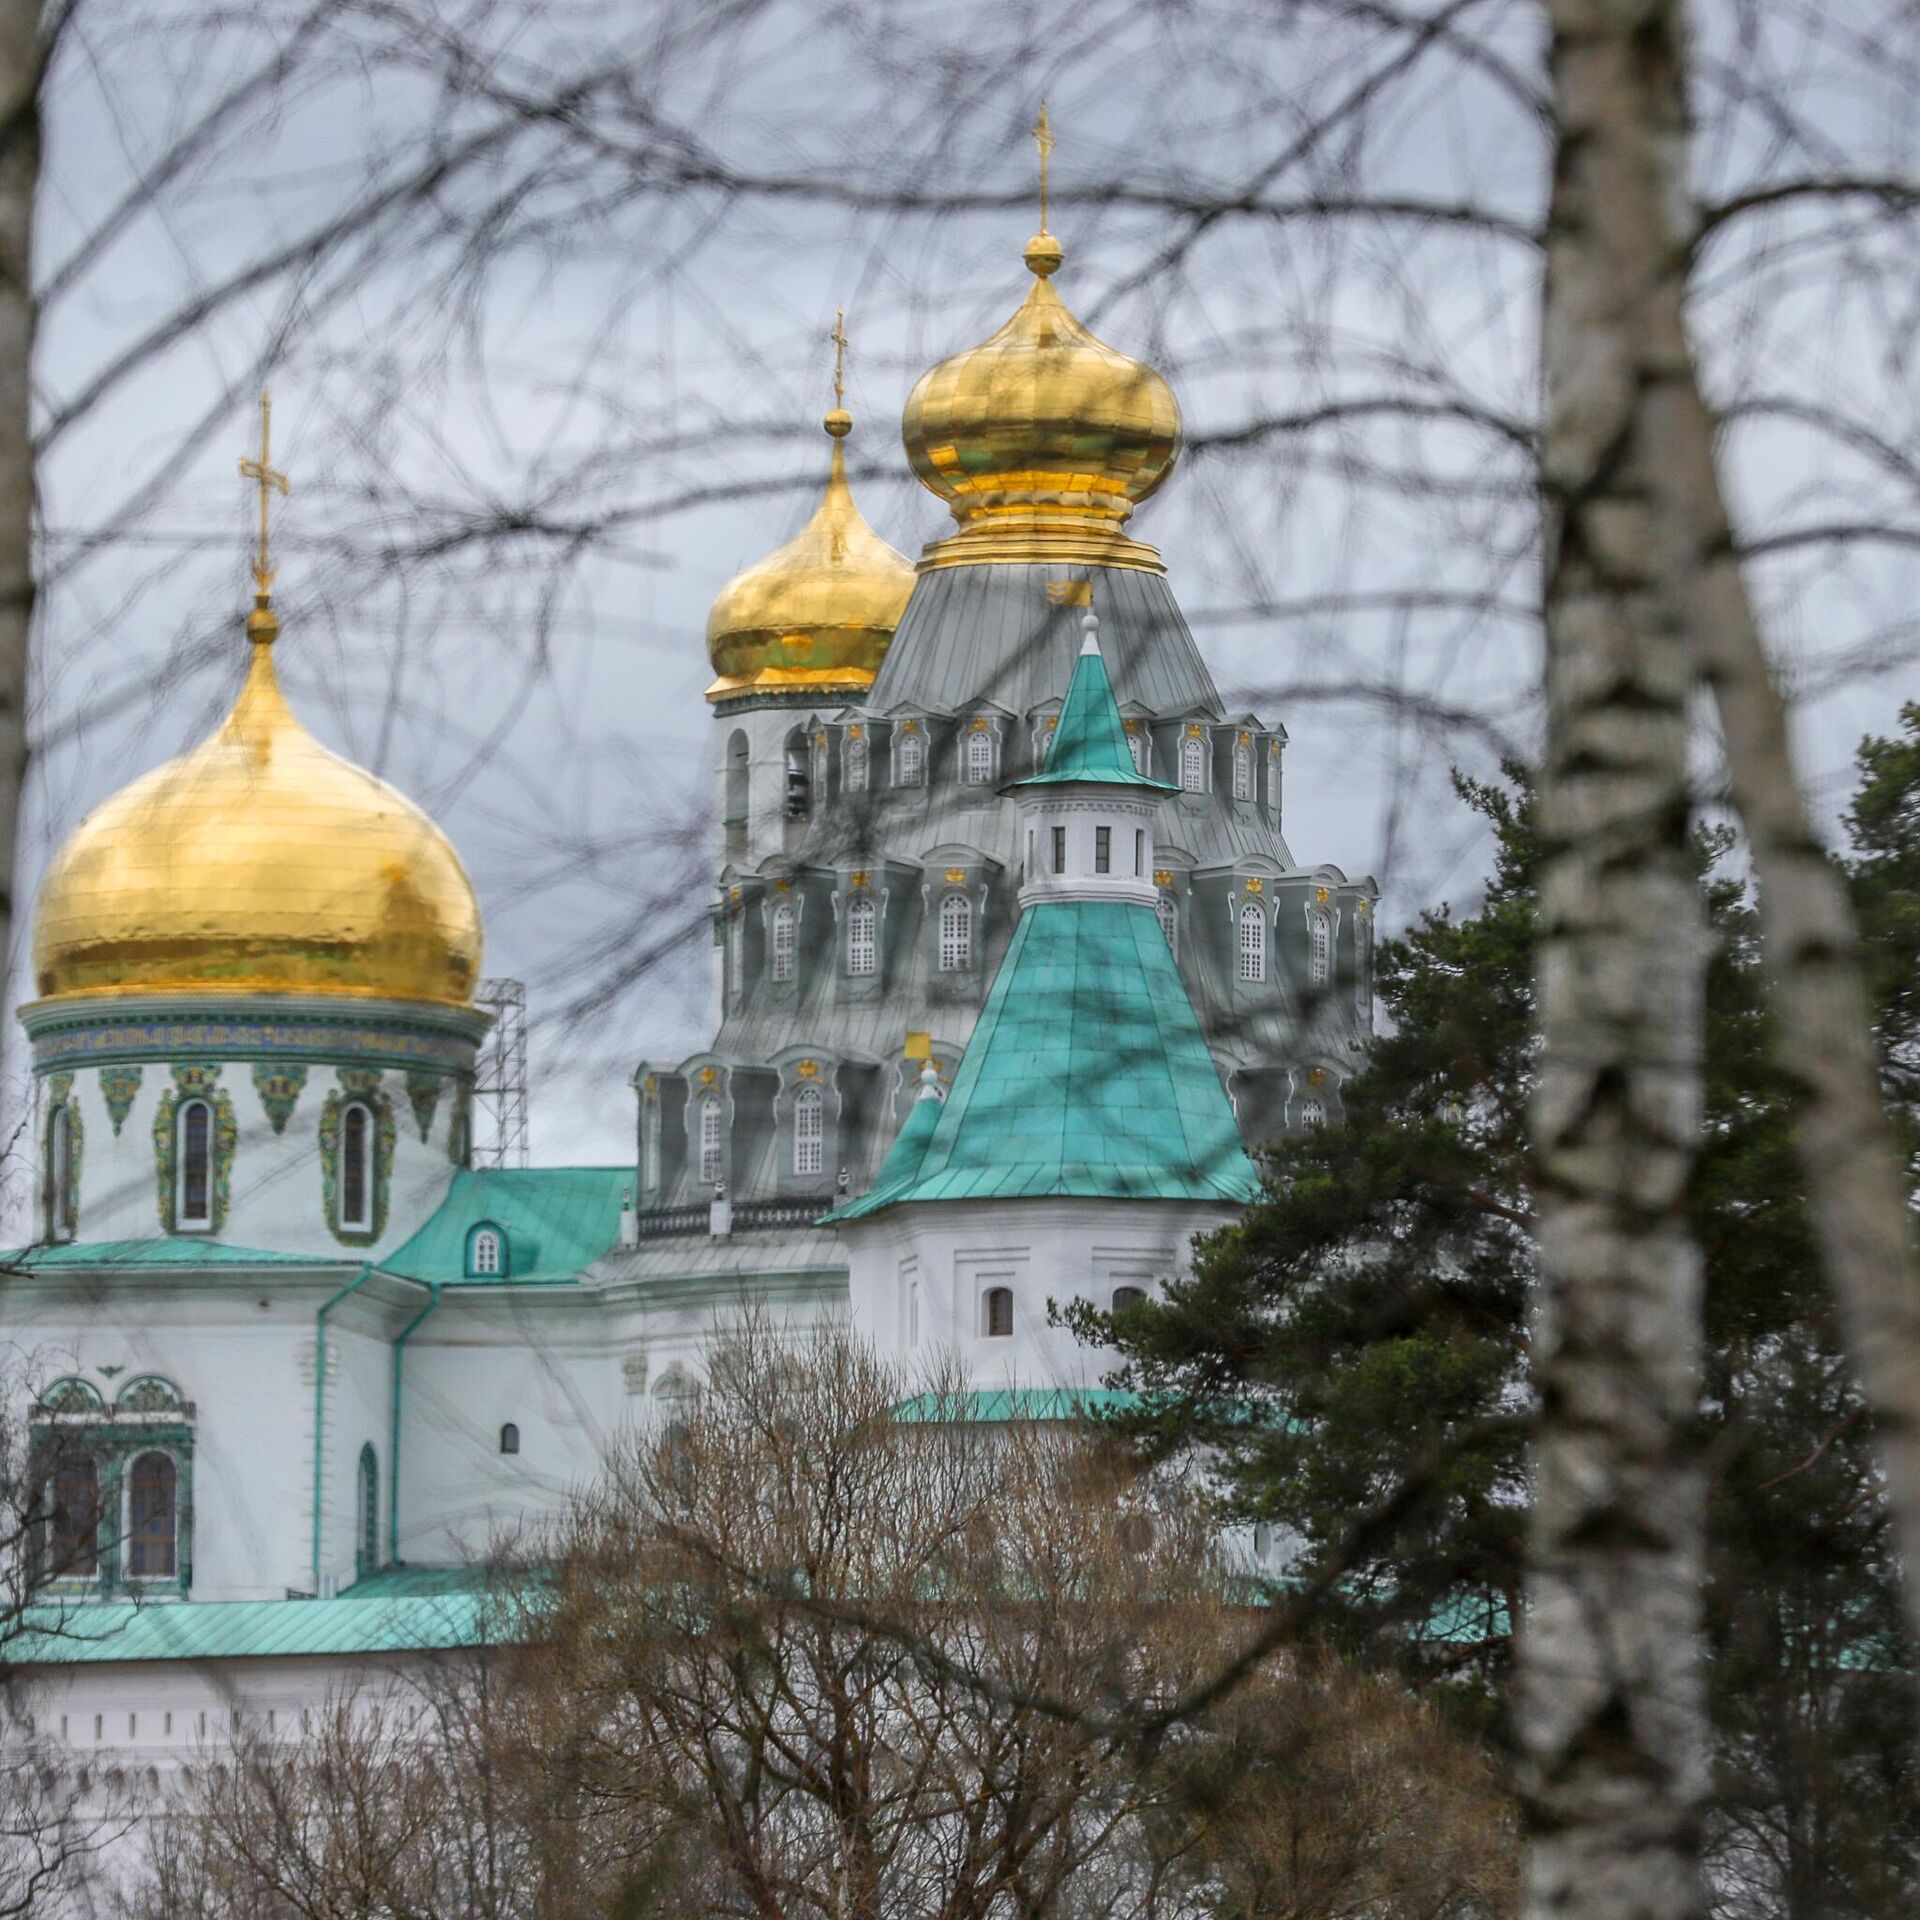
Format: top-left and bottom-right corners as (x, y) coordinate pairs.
(705, 403), (914, 702)
(900, 228), (1182, 571)
(31, 605), (484, 1009)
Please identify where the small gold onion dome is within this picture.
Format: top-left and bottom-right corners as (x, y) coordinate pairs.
(901, 231), (1182, 571)
(31, 605), (484, 1008)
(705, 407), (914, 702)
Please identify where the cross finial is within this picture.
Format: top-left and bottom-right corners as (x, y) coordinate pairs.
(238, 389), (291, 604)
(830, 308), (849, 408)
(1033, 102), (1054, 233)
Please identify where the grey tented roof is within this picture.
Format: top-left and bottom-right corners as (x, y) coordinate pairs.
(867, 562), (1223, 720)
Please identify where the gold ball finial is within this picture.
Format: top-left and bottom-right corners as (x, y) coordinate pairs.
(245, 595), (280, 646)
(1024, 231), (1064, 278)
(824, 408), (852, 438)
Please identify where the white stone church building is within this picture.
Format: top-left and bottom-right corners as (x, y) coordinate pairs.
(3, 214), (1375, 1772)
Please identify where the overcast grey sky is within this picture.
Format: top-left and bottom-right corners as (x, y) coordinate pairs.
(15, 0), (1919, 1179)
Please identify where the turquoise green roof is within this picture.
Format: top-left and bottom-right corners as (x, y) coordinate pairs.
(893, 1388), (1144, 1423)
(382, 1166), (629, 1286)
(830, 900), (1258, 1219)
(1, 1238), (350, 1271)
(1011, 635), (1176, 792)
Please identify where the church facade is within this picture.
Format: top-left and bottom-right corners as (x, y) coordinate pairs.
(3, 217), (1374, 1755)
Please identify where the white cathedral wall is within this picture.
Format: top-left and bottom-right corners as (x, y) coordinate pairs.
(47, 1060), (460, 1260)
(842, 1197), (1235, 1395)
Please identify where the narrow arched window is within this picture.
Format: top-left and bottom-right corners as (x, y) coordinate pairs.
(846, 896), (877, 977)
(793, 1086), (824, 1176)
(50, 1454), (99, 1579)
(783, 733), (811, 818)
(177, 1099), (213, 1230)
(498, 1422), (520, 1456)
(356, 1444), (378, 1580)
(771, 901), (797, 982)
(965, 728), (995, 784)
(1128, 728), (1150, 776)
(467, 1226), (503, 1277)
(723, 729), (749, 833)
(1238, 904), (1267, 983)
(699, 1094), (725, 1185)
(813, 731), (830, 797)
(1232, 743), (1253, 801)
(126, 1452), (177, 1580)
(1180, 734), (1206, 793)
(1309, 911), (1332, 986)
(340, 1102), (373, 1232)
(1156, 893), (1178, 955)
(1111, 1285), (1147, 1312)
(983, 1286), (1014, 1338)
(48, 1104), (76, 1241)
(846, 734), (869, 792)
(896, 727), (924, 786)
(726, 908), (744, 1001)
(643, 1108), (660, 1193)
(938, 893), (971, 972)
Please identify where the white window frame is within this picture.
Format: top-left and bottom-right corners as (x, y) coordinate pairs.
(771, 901), (796, 982)
(1128, 728), (1150, 776)
(698, 1093), (725, 1185)
(846, 734), (869, 792)
(1180, 734), (1206, 793)
(982, 1285), (1014, 1338)
(1301, 1096), (1326, 1128)
(793, 1086), (824, 1176)
(1237, 903), (1268, 983)
(1156, 893), (1178, 955)
(846, 896), (878, 977)
(176, 1098), (214, 1231)
(895, 727), (925, 787)
(468, 1227), (502, 1276)
(938, 892), (972, 972)
(1232, 743), (1252, 801)
(726, 909), (744, 1002)
(964, 727), (995, 784)
(1309, 910), (1332, 986)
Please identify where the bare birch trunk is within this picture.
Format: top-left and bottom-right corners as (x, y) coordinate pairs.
(0, 0), (37, 1112)
(1524, 2), (1710, 1916)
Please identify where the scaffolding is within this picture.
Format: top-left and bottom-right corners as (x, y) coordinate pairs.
(473, 978), (530, 1168)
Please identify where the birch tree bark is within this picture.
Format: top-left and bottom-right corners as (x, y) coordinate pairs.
(1524, 3), (1710, 1916)
(0, 0), (37, 1117)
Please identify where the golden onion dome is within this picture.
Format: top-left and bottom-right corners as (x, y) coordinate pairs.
(901, 230), (1182, 572)
(705, 406), (914, 703)
(31, 603), (484, 1008)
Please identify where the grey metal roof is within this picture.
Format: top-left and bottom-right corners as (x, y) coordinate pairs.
(867, 562), (1223, 720)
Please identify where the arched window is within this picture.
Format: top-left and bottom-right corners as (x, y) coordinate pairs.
(126, 1453), (177, 1580)
(48, 1103), (76, 1241)
(466, 1225), (504, 1277)
(1179, 734), (1206, 793)
(983, 1286), (1014, 1338)
(896, 727), (924, 786)
(771, 901), (797, 982)
(1156, 892), (1178, 955)
(50, 1454), (99, 1579)
(1238, 904), (1268, 982)
(1232, 742), (1253, 801)
(1128, 728), (1150, 776)
(723, 729), (749, 836)
(783, 733), (811, 818)
(1111, 1285), (1147, 1312)
(813, 731), (830, 797)
(846, 733), (869, 792)
(964, 728), (995, 784)
(1301, 1096), (1326, 1128)
(938, 893), (971, 972)
(698, 1094), (725, 1185)
(177, 1100), (213, 1230)
(498, 1422), (520, 1456)
(846, 896), (877, 977)
(340, 1103), (373, 1232)
(726, 908), (744, 1000)
(793, 1086), (824, 1176)
(356, 1444), (379, 1580)
(1309, 911), (1332, 986)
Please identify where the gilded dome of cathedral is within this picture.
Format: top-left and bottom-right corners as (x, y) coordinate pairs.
(901, 230), (1182, 572)
(31, 604), (484, 1009)
(705, 402), (914, 703)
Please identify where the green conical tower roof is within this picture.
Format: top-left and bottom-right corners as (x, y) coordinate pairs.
(1009, 615), (1177, 792)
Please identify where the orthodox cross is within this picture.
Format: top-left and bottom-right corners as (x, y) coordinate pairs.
(1033, 102), (1054, 232)
(238, 389), (291, 596)
(830, 308), (849, 406)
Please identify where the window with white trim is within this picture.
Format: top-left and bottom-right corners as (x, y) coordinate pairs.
(726, 910), (743, 1001)
(1180, 734), (1206, 793)
(698, 1094), (724, 1184)
(1232, 743), (1252, 801)
(340, 1102), (374, 1231)
(771, 901), (796, 981)
(1052, 825), (1066, 873)
(964, 728), (995, 784)
(1128, 729), (1150, 775)
(467, 1226), (503, 1276)
(1156, 893), (1178, 955)
(938, 892), (971, 972)
(983, 1286), (1014, 1338)
(643, 1107), (660, 1192)
(1301, 1096), (1326, 1127)
(846, 896), (877, 976)
(793, 1086), (824, 1175)
(1133, 829), (1144, 876)
(1095, 826), (1111, 873)
(896, 728), (924, 786)
(1309, 911), (1332, 986)
(846, 735), (869, 792)
(1237, 903), (1267, 982)
(177, 1099), (213, 1230)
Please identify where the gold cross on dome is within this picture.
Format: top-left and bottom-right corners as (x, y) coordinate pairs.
(1033, 102), (1055, 232)
(238, 389), (291, 596)
(830, 308), (849, 407)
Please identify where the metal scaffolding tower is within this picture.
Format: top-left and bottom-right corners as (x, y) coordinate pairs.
(473, 978), (530, 1168)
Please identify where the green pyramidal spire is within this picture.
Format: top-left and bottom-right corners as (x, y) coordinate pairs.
(1011, 613), (1176, 792)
